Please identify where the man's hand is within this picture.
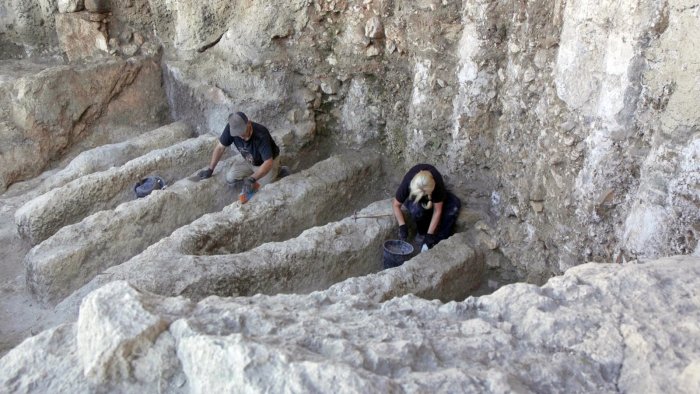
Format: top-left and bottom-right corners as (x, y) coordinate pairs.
(242, 176), (257, 195)
(424, 234), (437, 249)
(198, 168), (213, 179)
(398, 224), (408, 241)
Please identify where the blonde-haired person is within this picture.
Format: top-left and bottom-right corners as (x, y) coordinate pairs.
(392, 164), (461, 251)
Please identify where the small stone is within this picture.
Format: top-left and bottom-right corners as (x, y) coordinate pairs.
(58, 0), (84, 13)
(364, 16), (385, 38)
(366, 46), (380, 57)
(320, 78), (339, 95)
(562, 135), (576, 146)
(95, 34), (109, 52)
(85, 0), (109, 13)
(306, 82), (320, 92)
(119, 30), (133, 43)
(523, 67), (535, 83)
(530, 201), (544, 213)
(121, 43), (139, 57)
(133, 32), (145, 46)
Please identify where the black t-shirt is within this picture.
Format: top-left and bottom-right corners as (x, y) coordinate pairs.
(219, 121), (280, 166)
(395, 164), (446, 204)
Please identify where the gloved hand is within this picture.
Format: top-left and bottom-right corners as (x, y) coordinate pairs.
(198, 168), (213, 179)
(424, 233), (437, 249)
(242, 176), (257, 195)
(398, 224), (408, 241)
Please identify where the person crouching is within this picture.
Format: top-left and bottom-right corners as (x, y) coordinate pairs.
(392, 164), (461, 250)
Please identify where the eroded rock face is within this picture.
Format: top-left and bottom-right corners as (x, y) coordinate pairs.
(0, 56), (168, 192)
(2, 256), (698, 393)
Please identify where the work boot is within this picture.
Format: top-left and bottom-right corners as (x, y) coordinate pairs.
(278, 166), (291, 179)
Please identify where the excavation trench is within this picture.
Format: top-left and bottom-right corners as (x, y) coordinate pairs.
(44, 152), (383, 306)
(24, 156), (239, 305)
(3, 122), (194, 204)
(58, 192), (486, 315)
(60, 196), (485, 308)
(15, 133), (216, 245)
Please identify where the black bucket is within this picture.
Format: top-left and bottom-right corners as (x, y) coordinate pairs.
(383, 240), (414, 269)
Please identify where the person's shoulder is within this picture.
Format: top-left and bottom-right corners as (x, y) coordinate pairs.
(251, 122), (270, 133)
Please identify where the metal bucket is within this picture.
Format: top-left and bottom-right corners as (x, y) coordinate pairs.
(382, 240), (414, 269)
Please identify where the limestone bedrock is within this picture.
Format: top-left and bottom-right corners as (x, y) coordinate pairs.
(1, 256), (698, 393)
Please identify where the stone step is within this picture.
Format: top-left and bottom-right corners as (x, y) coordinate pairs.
(54, 152), (383, 307)
(15, 134), (216, 245)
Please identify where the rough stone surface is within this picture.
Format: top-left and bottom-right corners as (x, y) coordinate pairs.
(57, 152), (384, 308)
(57, 0), (84, 13)
(16, 135), (215, 245)
(162, 59), (308, 150)
(84, 0), (109, 13)
(147, 0), (699, 282)
(0, 0), (58, 55)
(2, 256), (699, 393)
(327, 232), (483, 303)
(24, 158), (237, 305)
(0, 57), (168, 192)
(55, 12), (109, 61)
(4, 122), (193, 204)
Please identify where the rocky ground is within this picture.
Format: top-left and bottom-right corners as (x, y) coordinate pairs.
(2, 256), (699, 392)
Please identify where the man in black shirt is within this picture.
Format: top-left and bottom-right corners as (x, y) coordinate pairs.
(198, 112), (280, 193)
(392, 164), (461, 250)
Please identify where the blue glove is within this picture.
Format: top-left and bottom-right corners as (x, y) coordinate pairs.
(242, 176), (257, 195)
(398, 224), (408, 241)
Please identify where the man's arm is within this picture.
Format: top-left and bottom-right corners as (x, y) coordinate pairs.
(250, 158), (273, 181)
(207, 142), (227, 171)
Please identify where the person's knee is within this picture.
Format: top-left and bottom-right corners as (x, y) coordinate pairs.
(225, 171), (241, 185)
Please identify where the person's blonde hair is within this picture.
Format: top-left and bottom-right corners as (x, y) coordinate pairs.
(409, 170), (435, 209)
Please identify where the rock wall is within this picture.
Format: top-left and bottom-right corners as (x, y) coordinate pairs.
(0, 0), (57, 58)
(2, 256), (698, 392)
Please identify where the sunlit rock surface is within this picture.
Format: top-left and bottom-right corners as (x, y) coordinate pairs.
(2, 256), (698, 393)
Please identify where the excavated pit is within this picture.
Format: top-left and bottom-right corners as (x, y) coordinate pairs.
(54, 152), (387, 305)
(15, 132), (216, 245)
(23, 156), (240, 304)
(57, 197), (485, 312)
